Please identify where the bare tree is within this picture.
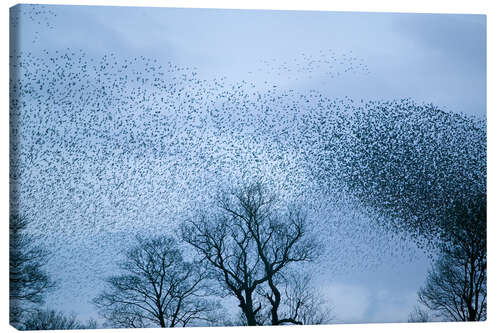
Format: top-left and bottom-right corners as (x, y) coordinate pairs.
(181, 182), (318, 326)
(274, 271), (334, 325)
(93, 236), (218, 328)
(408, 306), (431, 323)
(417, 195), (486, 321)
(22, 309), (97, 330)
(10, 214), (55, 328)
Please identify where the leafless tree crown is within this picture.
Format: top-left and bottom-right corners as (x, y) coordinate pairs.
(94, 236), (219, 328)
(182, 182), (324, 326)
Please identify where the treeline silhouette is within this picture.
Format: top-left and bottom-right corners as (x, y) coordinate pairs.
(10, 179), (486, 329)
(10, 181), (334, 329)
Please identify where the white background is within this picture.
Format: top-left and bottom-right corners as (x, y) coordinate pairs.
(1, 1), (498, 332)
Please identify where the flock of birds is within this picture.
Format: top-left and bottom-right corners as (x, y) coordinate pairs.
(9, 5), (486, 325)
(10, 5), (56, 44)
(249, 49), (371, 83)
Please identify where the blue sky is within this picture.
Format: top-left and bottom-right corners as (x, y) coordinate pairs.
(15, 5), (486, 115)
(11, 4), (486, 326)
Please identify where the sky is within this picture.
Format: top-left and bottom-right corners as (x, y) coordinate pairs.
(10, 4), (486, 326)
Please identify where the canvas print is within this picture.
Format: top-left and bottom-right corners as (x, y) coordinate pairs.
(9, 4), (486, 330)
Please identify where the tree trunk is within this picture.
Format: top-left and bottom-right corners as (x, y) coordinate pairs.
(242, 290), (258, 326)
(157, 309), (166, 328)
